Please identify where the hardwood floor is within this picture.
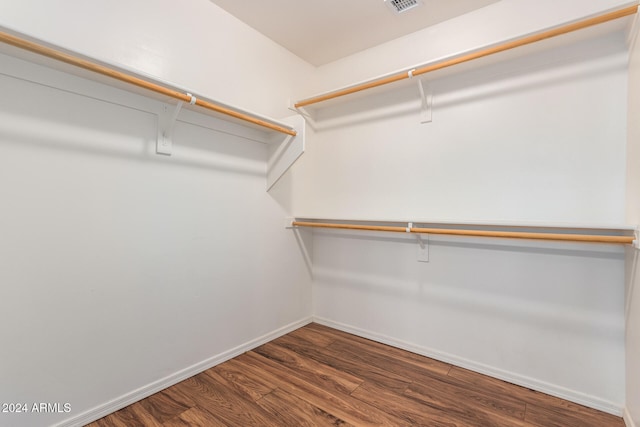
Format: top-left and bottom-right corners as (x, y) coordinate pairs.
(87, 323), (624, 426)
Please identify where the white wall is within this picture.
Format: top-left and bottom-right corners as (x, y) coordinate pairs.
(294, 34), (628, 224)
(312, 230), (625, 412)
(304, 0), (636, 96)
(625, 13), (640, 427)
(293, 6), (629, 415)
(0, 0), (314, 118)
(0, 0), (633, 424)
(0, 1), (313, 426)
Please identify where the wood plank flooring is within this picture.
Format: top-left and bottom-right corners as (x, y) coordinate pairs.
(87, 323), (624, 426)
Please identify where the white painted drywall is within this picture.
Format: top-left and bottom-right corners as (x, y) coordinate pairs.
(294, 34), (628, 224)
(0, 0), (315, 119)
(312, 230), (625, 413)
(294, 7), (629, 414)
(304, 0), (636, 96)
(625, 14), (640, 427)
(0, 0), (633, 423)
(0, 1), (313, 425)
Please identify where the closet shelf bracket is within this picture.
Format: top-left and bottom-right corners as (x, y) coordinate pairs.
(417, 79), (432, 124)
(156, 93), (196, 156)
(633, 228), (640, 250)
(289, 104), (318, 131)
(266, 115), (306, 191)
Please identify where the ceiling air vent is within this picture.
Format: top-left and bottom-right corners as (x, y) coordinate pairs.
(384, 0), (423, 14)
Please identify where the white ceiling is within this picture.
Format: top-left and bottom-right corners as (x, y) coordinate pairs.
(209, 0), (500, 66)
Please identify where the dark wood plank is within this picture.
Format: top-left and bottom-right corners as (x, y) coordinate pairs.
(288, 324), (337, 347)
(448, 366), (623, 426)
(137, 388), (193, 423)
(272, 333), (412, 393)
(161, 384), (197, 408)
(351, 380), (472, 427)
(90, 416), (123, 427)
(404, 381), (526, 427)
(257, 388), (354, 427)
(210, 358), (277, 401)
(326, 337), (452, 386)
(525, 403), (625, 427)
(85, 324), (624, 427)
(321, 333), (528, 425)
(448, 365), (569, 409)
(254, 341), (363, 394)
(398, 364), (534, 417)
(522, 392), (624, 427)
(322, 336), (527, 425)
(168, 371), (282, 427)
(239, 351), (408, 426)
(162, 406), (228, 427)
(90, 402), (162, 427)
(307, 322), (452, 376)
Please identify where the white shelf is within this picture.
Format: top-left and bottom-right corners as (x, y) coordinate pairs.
(0, 30), (305, 190)
(293, 216), (636, 232)
(294, 11), (633, 116)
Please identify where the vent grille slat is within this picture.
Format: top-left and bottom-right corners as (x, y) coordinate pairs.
(385, 0), (422, 14)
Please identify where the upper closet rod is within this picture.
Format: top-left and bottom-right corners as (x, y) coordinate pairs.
(295, 5), (638, 108)
(292, 221), (635, 245)
(0, 31), (297, 137)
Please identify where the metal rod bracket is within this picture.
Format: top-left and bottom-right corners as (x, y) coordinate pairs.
(418, 79), (432, 124)
(416, 234), (429, 262)
(285, 217), (295, 229)
(156, 95), (193, 156)
(289, 104), (318, 131)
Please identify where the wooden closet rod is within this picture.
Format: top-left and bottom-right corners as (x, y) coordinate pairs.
(0, 31), (297, 136)
(295, 5), (638, 108)
(292, 221), (635, 244)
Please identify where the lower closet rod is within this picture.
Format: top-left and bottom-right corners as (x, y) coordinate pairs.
(292, 221), (635, 244)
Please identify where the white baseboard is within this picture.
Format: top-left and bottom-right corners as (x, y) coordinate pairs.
(625, 407), (637, 427)
(54, 316), (313, 427)
(313, 316), (623, 417)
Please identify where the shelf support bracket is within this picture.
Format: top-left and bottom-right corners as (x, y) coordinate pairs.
(156, 93), (196, 156)
(417, 79), (432, 124)
(289, 104), (318, 131)
(416, 234), (429, 262)
(266, 114), (306, 191)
